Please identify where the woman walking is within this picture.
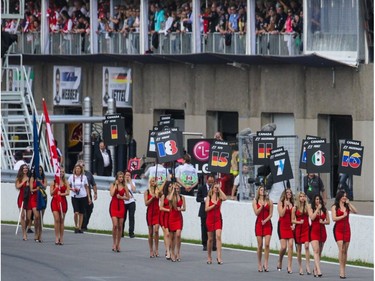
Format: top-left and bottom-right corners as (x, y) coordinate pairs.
(332, 190), (357, 279)
(292, 191), (311, 275)
(252, 186), (273, 272)
(159, 181), (173, 260)
(167, 182), (186, 262)
(309, 194), (330, 277)
(144, 177), (161, 258)
(68, 164), (91, 233)
(205, 181), (227, 265)
(277, 188), (295, 273)
(50, 168), (70, 245)
(15, 164), (30, 241)
(28, 166), (47, 242)
(109, 171), (129, 252)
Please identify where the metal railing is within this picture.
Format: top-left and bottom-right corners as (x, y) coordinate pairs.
(10, 31), (303, 56)
(256, 33), (302, 56)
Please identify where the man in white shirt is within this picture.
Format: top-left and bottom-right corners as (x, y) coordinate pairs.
(143, 162), (170, 189)
(13, 151), (27, 171)
(175, 153), (198, 196)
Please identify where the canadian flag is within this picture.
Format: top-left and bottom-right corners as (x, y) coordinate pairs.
(42, 99), (60, 187)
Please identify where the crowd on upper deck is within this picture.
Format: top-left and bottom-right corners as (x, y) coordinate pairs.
(2, 0), (303, 37)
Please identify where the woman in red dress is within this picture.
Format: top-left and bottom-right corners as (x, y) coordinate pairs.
(167, 183), (186, 262)
(252, 186), (273, 272)
(50, 168), (70, 245)
(331, 190), (357, 279)
(28, 166), (47, 243)
(159, 181), (173, 260)
(292, 191), (311, 275)
(277, 188), (295, 273)
(144, 177), (161, 257)
(15, 164), (30, 241)
(205, 181), (227, 264)
(109, 171), (129, 252)
(308, 194), (330, 277)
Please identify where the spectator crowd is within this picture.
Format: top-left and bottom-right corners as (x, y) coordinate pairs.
(2, 0), (303, 51)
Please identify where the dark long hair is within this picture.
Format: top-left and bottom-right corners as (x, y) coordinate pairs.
(311, 194), (326, 213)
(333, 190), (348, 211)
(163, 181), (172, 197)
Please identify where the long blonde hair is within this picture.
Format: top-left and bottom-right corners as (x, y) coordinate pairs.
(208, 181), (221, 200)
(295, 191), (308, 214)
(148, 177), (158, 196)
(169, 183), (181, 210)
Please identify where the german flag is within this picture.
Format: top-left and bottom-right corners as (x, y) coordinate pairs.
(111, 125), (118, 139)
(112, 73), (132, 83)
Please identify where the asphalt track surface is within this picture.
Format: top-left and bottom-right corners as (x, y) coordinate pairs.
(2, 224), (373, 281)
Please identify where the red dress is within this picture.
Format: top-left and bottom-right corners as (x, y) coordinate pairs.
(109, 188), (126, 218)
(309, 211), (327, 242)
(28, 181), (38, 210)
(51, 185), (68, 213)
(333, 208), (351, 242)
(278, 205), (294, 239)
(255, 202), (273, 236)
(169, 197), (183, 232)
(17, 181), (27, 209)
(206, 199), (223, 232)
(160, 197), (170, 228)
(146, 192), (160, 226)
(294, 209), (310, 244)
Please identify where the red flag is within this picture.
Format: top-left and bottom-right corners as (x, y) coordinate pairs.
(42, 99), (61, 188)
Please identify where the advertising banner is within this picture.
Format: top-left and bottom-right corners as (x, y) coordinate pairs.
(102, 67), (132, 108)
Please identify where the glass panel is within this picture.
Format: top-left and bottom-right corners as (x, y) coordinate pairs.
(306, 0), (358, 53)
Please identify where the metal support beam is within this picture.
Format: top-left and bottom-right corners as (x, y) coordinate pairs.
(140, 0), (149, 54)
(83, 97), (93, 171)
(192, 0), (201, 53)
(106, 98), (116, 176)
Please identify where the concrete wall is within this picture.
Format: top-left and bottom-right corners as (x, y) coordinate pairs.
(2, 182), (373, 263)
(29, 62), (373, 200)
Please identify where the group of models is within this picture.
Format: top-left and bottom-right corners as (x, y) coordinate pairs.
(250, 186), (356, 279)
(15, 166), (357, 278)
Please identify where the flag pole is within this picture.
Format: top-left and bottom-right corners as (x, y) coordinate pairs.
(15, 202), (24, 235)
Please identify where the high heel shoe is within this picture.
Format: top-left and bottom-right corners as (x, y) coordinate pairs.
(263, 266), (269, 272)
(313, 269), (317, 278)
(339, 276), (346, 279)
(206, 260), (212, 264)
(217, 258), (223, 265)
(277, 267), (282, 271)
(318, 274), (323, 277)
(287, 268), (293, 274)
(306, 269), (312, 275)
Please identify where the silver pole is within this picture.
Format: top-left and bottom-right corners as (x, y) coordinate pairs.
(83, 97), (92, 171)
(106, 98), (116, 176)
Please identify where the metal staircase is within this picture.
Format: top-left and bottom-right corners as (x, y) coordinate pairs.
(1, 54), (53, 173)
(1, 0), (52, 172)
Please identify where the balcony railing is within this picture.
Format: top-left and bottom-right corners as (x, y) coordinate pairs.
(10, 31), (303, 56)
